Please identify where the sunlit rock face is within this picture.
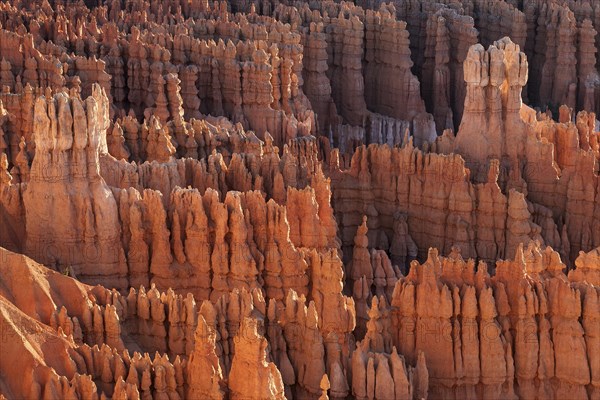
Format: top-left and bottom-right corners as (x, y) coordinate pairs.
(1, 1), (600, 399)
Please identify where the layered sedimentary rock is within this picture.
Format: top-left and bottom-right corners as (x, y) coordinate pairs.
(395, 1), (478, 130)
(273, 1), (432, 149)
(1, 85), (338, 298)
(327, 34), (597, 288)
(23, 85), (127, 288)
(392, 242), (600, 399)
(2, 0), (600, 399)
(453, 37), (530, 178)
(3, 210), (600, 399)
(449, 37), (600, 265)
(363, 8), (426, 121)
(328, 138), (555, 269)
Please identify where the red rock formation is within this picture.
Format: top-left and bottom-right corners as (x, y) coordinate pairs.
(364, 7), (425, 121)
(391, 242), (600, 399)
(23, 85), (127, 288)
(329, 139), (550, 267)
(3, 1), (600, 399)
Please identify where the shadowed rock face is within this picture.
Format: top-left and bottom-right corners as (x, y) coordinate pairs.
(0, 1), (600, 399)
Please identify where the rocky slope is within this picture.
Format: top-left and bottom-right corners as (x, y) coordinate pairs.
(0, 0), (600, 399)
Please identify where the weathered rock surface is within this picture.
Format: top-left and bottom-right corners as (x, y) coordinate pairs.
(1, 1), (600, 399)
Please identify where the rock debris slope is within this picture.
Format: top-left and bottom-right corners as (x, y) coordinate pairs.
(0, 0), (600, 399)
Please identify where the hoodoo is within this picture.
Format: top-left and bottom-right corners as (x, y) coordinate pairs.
(0, 1), (599, 399)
